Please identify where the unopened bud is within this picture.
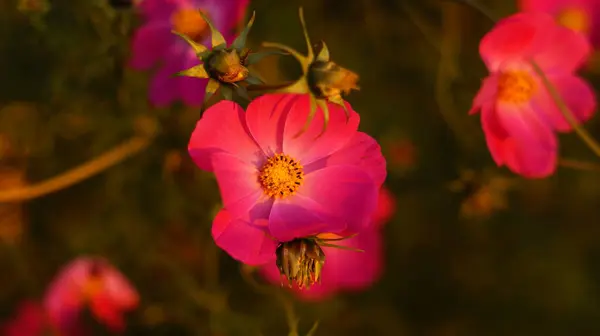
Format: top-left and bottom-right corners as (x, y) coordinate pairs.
(275, 238), (325, 289)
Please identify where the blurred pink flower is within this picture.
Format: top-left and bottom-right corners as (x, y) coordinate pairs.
(43, 257), (139, 334)
(129, 0), (249, 107)
(188, 93), (386, 265)
(470, 12), (596, 178)
(519, 0), (600, 45)
(260, 187), (396, 301)
(2, 300), (49, 336)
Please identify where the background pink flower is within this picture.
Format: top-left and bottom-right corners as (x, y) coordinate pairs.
(520, 0), (600, 46)
(129, 0), (249, 107)
(260, 186), (396, 301)
(43, 257), (139, 334)
(470, 12), (596, 178)
(2, 301), (49, 336)
(188, 93), (386, 265)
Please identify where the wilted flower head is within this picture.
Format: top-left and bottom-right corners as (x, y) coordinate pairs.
(275, 238), (326, 289)
(520, 0), (600, 45)
(261, 187), (395, 300)
(129, 0), (249, 107)
(262, 8), (360, 136)
(470, 12), (596, 178)
(189, 93), (385, 265)
(43, 257), (139, 334)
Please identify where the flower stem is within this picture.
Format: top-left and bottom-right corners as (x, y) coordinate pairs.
(240, 265), (300, 336)
(530, 61), (600, 158)
(0, 135), (152, 203)
(558, 158), (600, 172)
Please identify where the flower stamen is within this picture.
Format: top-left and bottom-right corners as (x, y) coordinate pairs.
(497, 70), (536, 104)
(258, 153), (304, 199)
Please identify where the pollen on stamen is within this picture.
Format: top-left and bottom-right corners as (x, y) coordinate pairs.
(258, 153), (304, 199)
(497, 70), (537, 104)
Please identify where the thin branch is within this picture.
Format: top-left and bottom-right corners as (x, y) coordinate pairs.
(0, 135), (152, 203)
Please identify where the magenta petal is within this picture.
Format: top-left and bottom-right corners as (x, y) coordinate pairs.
(137, 0), (178, 21)
(269, 194), (345, 242)
(481, 106), (509, 166)
(496, 104), (558, 177)
(244, 94), (297, 155)
(128, 23), (172, 70)
(533, 21), (591, 74)
(210, 152), (269, 220)
(188, 101), (264, 172)
(212, 210), (277, 265)
(282, 95), (360, 165)
(469, 75), (499, 115)
(307, 132), (386, 187)
(148, 61), (181, 107)
(532, 74), (597, 132)
(300, 165), (378, 235)
(322, 230), (383, 289)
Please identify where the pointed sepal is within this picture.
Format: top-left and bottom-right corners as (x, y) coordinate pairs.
(171, 30), (208, 55)
(174, 64), (209, 78)
(231, 11), (256, 51)
(199, 11), (226, 49)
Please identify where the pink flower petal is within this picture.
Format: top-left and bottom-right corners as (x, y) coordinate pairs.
(296, 165), (379, 237)
(148, 61), (182, 107)
(323, 230), (383, 290)
(481, 105), (509, 166)
(533, 20), (591, 73)
(210, 152), (273, 221)
(372, 187), (396, 228)
(495, 103), (558, 177)
(269, 194), (343, 242)
(480, 13), (546, 72)
(244, 94), (297, 156)
(128, 23), (172, 70)
(282, 95), (360, 165)
(212, 209), (277, 265)
(480, 12), (590, 73)
(532, 74), (596, 132)
(306, 132), (387, 187)
(469, 76), (499, 115)
(3, 301), (48, 336)
(137, 0), (178, 21)
(188, 101), (264, 172)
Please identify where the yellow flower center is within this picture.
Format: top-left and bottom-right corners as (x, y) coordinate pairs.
(258, 153), (304, 199)
(81, 276), (104, 301)
(557, 7), (590, 33)
(497, 70), (536, 104)
(171, 9), (210, 42)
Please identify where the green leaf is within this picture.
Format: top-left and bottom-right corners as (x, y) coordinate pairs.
(231, 11), (256, 51)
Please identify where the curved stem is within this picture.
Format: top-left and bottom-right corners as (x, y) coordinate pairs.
(240, 265), (300, 336)
(558, 158), (600, 172)
(0, 135), (152, 203)
(530, 61), (600, 158)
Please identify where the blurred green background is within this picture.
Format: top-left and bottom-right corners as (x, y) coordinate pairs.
(2, 0), (600, 335)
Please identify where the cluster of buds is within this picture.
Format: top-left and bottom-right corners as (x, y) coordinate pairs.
(262, 8), (360, 137)
(275, 238), (325, 289)
(172, 11), (276, 108)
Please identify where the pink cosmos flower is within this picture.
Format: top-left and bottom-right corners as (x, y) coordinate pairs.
(188, 93), (386, 265)
(470, 12), (596, 178)
(519, 0), (600, 45)
(129, 0), (249, 107)
(43, 257), (139, 335)
(2, 301), (49, 336)
(260, 187), (395, 301)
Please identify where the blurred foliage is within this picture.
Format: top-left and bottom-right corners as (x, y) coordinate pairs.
(1, 0), (600, 335)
